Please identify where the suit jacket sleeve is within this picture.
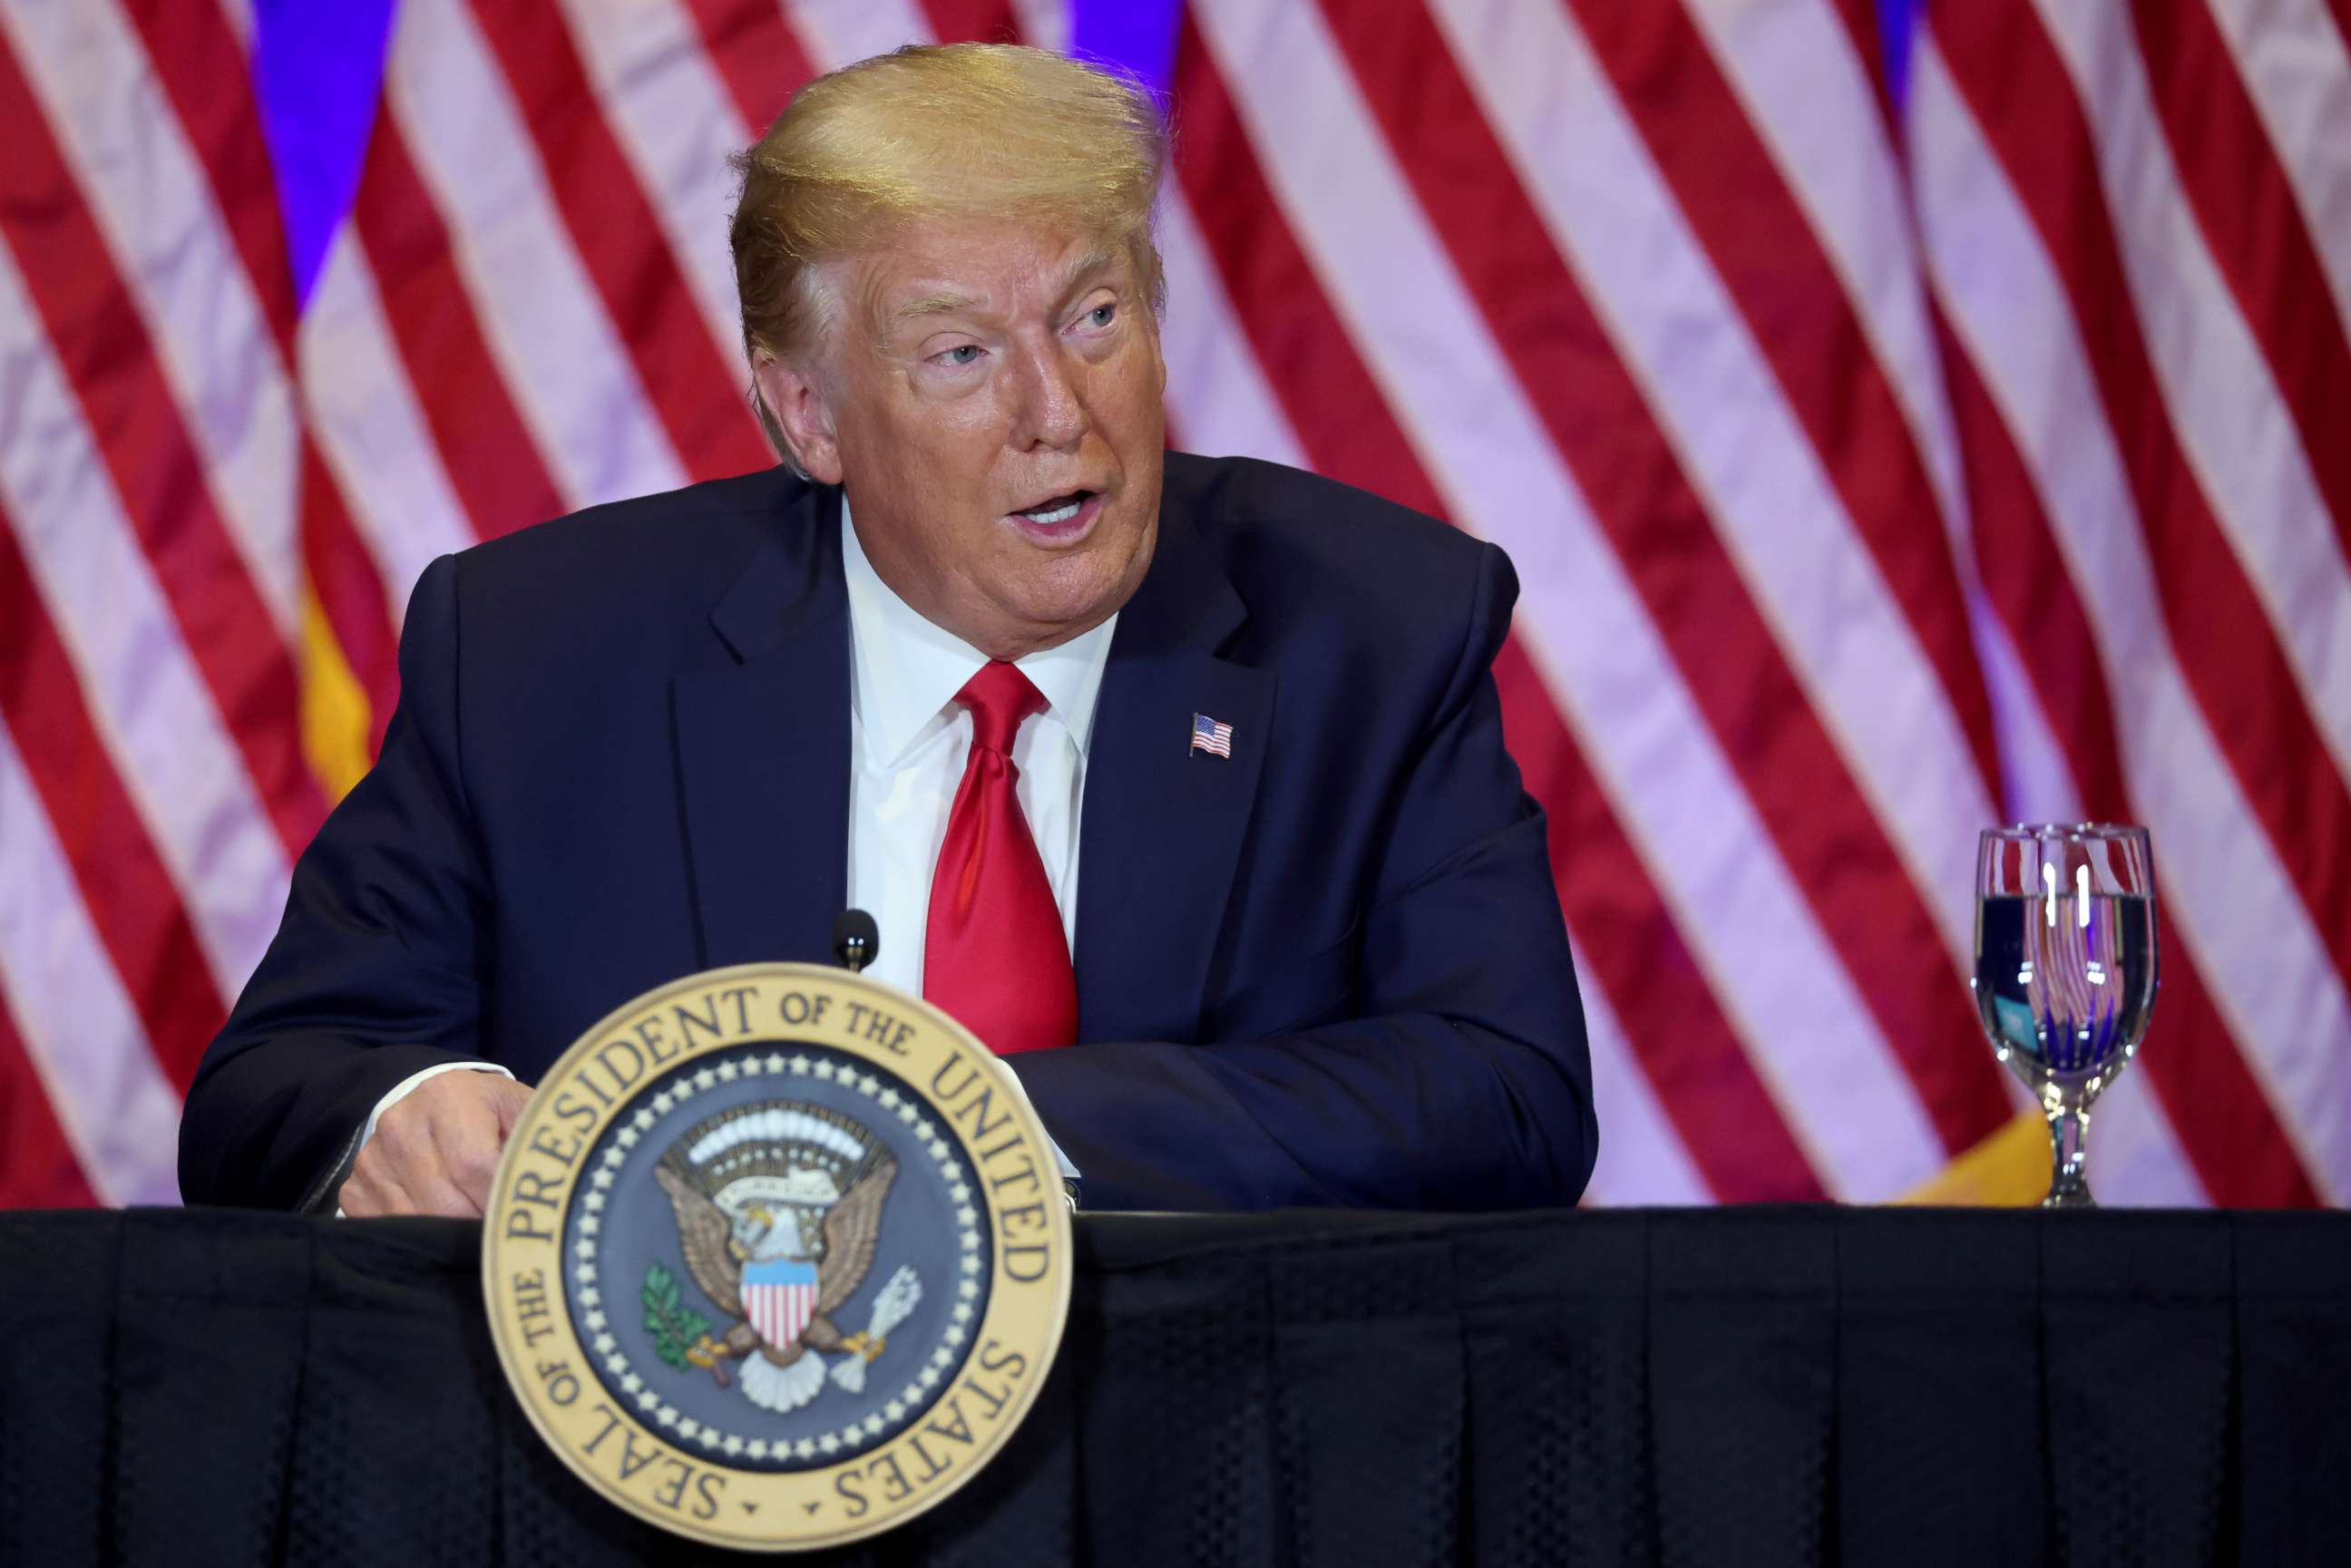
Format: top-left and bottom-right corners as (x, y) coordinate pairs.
(1005, 543), (1597, 1213)
(178, 555), (494, 1209)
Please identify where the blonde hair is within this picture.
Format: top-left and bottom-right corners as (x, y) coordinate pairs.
(729, 43), (1168, 455)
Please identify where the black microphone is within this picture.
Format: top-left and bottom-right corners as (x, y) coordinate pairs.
(831, 909), (880, 974)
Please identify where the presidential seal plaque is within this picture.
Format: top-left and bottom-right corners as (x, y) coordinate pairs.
(483, 963), (1072, 1551)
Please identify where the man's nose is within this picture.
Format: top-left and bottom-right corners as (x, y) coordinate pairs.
(1010, 340), (1088, 452)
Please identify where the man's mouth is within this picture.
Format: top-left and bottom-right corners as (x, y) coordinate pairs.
(1005, 489), (1103, 543)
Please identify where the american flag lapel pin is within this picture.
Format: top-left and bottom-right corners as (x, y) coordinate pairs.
(1190, 712), (1234, 758)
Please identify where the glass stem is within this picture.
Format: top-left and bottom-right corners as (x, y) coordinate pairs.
(2045, 1102), (2094, 1208)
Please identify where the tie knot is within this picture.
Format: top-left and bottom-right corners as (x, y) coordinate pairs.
(954, 661), (1045, 755)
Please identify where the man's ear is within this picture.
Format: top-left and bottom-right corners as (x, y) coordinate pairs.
(752, 354), (844, 484)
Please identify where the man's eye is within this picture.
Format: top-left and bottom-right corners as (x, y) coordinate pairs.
(937, 345), (982, 366)
(1086, 304), (1117, 328)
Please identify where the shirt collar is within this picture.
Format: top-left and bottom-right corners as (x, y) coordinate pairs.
(841, 499), (1117, 769)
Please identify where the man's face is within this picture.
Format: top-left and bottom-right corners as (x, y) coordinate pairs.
(758, 219), (1166, 659)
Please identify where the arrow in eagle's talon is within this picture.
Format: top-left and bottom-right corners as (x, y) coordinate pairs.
(686, 1334), (732, 1388)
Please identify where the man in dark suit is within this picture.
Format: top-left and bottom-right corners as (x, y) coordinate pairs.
(177, 43), (1594, 1216)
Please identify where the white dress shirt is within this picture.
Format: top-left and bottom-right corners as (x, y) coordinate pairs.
(349, 501), (1107, 1191)
(840, 498), (1117, 992)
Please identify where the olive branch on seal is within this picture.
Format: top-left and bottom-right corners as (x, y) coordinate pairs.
(641, 1262), (713, 1372)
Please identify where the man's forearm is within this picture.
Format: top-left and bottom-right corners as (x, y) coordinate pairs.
(1006, 1014), (1594, 1213)
(178, 1036), (483, 1208)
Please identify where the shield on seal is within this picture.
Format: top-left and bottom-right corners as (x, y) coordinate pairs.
(742, 1256), (821, 1348)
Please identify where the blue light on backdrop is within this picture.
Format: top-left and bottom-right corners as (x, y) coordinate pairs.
(252, 0), (395, 304)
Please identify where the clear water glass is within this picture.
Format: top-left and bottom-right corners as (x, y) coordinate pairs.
(1972, 824), (2159, 1208)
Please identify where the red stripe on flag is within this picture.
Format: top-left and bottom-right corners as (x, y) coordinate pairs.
(1319, 0), (2009, 1154)
(115, 0), (401, 731)
(1171, 15), (1445, 518)
(0, 36), (325, 860)
(2144, 905), (2323, 1207)
(2131, 0), (2351, 576)
(1565, 0), (2005, 805)
(1934, 2), (2351, 1018)
(306, 429), (403, 746)
(1934, 307), (2126, 818)
(678, 0), (818, 135)
(1170, 14), (1824, 1194)
(350, 114), (569, 539)
(0, 998), (99, 1209)
(299, 438), (400, 750)
(112, 0), (299, 348)
(1936, 306), (2322, 1205)
(918, 0), (1022, 44)
(1498, 649), (1825, 1201)
(1829, 0), (1902, 141)
(0, 514), (228, 1091)
(464, 0), (773, 482)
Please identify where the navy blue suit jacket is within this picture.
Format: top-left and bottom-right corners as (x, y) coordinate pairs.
(179, 453), (1595, 1213)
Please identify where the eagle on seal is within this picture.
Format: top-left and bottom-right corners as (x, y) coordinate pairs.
(651, 1101), (902, 1413)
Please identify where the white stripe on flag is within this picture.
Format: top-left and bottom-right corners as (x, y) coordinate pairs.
(0, 717), (185, 1206)
(385, 0), (687, 511)
(1188, 0), (1944, 1199)
(1156, 190), (1312, 470)
(2088, 1071), (2212, 1209)
(299, 230), (480, 618)
(1914, 38), (2351, 1201)
(2, 0), (302, 633)
(2030, 0), (2351, 791)
(787, 0), (936, 68)
(1428, 0), (1995, 965)
(0, 237), (290, 998)
(1973, 597), (2083, 831)
(1009, 0), (1072, 54)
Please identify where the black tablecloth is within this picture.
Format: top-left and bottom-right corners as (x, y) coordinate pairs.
(0, 1205), (2345, 1566)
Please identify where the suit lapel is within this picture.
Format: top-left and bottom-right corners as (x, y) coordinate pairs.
(674, 486), (851, 969)
(1075, 503), (1273, 1041)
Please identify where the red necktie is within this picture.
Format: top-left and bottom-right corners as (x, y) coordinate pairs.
(923, 662), (1078, 1054)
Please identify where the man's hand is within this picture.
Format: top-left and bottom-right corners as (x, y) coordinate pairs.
(337, 1071), (537, 1217)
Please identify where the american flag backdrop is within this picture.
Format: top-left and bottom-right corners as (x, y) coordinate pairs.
(2, 0), (2346, 1211)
